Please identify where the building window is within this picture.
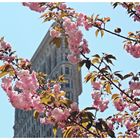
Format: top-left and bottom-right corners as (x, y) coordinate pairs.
(61, 83), (64, 88)
(61, 53), (63, 61)
(60, 68), (63, 75)
(65, 53), (68, 61)
(65, 79), (70, 88)
(36, 130), (40, 138)
(66, 92), (70, 99)
(47, 130), (49, 136)
(71, 80), (73, 88)
(49, 128), (52, 136)
(65, 67), (69, 74)
(43, 62), (46, 73)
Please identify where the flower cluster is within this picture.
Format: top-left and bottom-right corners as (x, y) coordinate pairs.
(38, 84), (80, 129)
(1, 70), (44, 111)
(22, 2), (47, 13)
(0, 39), (15, 62)
(129, 81), (140, 90)
(124, 43), (140, 58)
(133, 5), (140, 22)
(117, 2), (140, 22)
(0, 2), (140, 138)
(91, 92), (109, 112)
(62, 17), (90, 63)
(113, 98), (126, 111)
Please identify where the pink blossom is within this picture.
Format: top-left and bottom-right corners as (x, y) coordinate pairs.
(124, 43), (140, 58)
(133, 5), (140, 22)
(91, 92), (109, 112)
(91, 81), (101, 90)
(133, 90), (140, 96)
(83, 16), (93, 30)
(1, 70), (41, 111)
(40, 118), (46, 124)
(67, 54), (80, 64)
(99, 99), (109, 112)
(53, 83), (61, 93)
(124, 119), (133, 130)
(50, 29), (60, 38)
(1, 77), (12, 92)
(0, 40), (14, 62)
(8, 92), (33, 110)
(15, 70), (39, 94)
(107, 120), (114, 130)
(32, 96), (45, 113)
(114, 99), (125, 111)
(2, 56), (15, 62)
(63, 17), (72, 27)
(129, 104), (138, 111)
(0, 41), (11, 51)
(70, 102), (79, 112)
(59, 3), (67, 10)
(111, 117), (116, 122)
(22, 2), (47, 13)
(129, 81), (140, 90)
(77, 13), (85, 26)
(52, 108), (70, 122)
(116, 116), (122, 123)
(84, 21), (92, 31)
(81, 39), (90, 54)
(129, 131), (139, 138)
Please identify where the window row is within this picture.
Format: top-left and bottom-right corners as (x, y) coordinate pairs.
(61, 79), (73, 89)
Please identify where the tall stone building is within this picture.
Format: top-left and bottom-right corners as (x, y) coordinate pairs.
(13, 28), (82, 137)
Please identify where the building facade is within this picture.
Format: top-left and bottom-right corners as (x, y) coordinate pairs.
(13, 29), (82, 137)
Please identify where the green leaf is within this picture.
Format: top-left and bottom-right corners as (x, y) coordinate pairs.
(105, 83), (111, 94)
(84, 107), (97, 111)
(59, 98), (72, 107)
(100, 30), (104, 37)
(41, 95), (55, 105)
(114, 73), (123, 80)
(112, 2), (119, 9)
(78, 60), (86, 71)
(50, 37), (61, 48)
(95, 29), (100, 37)
(112, 94), (120, 100)
(123, 72), (134, 80)
(33, 110), (39, 120)
(53, 125), (57, 137)
(105, 54), (116, 60)
(85, 60), (91, 70)
(92, 54), (100, 58)
(57, 91), (66, 98)
(0, 71), (8, 78)
(84, 73), (92, 83)
(63, 126), (73, 138)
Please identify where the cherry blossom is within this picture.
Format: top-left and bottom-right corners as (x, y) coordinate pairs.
(129, 81), (140, 90)
(22, 2), (47, 13)
(91, 92), (109, 112)
(52, 108), (70, 122)
(91, 81), (101, 90)
(114, 98), (126, 111)
(124, 43), (140, 58)
(50, 29), (61, 38)
(67, 54), (81, 64)
(0, 2), (140, 138)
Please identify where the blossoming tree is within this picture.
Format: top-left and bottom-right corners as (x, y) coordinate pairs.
(0, 2), (140, 138)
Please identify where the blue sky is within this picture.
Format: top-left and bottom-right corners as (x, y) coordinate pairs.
(0, 2), (140, 137)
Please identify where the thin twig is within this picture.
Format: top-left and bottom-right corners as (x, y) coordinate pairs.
(69, 118), (100, 137)
(81, 52), (140, 108)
